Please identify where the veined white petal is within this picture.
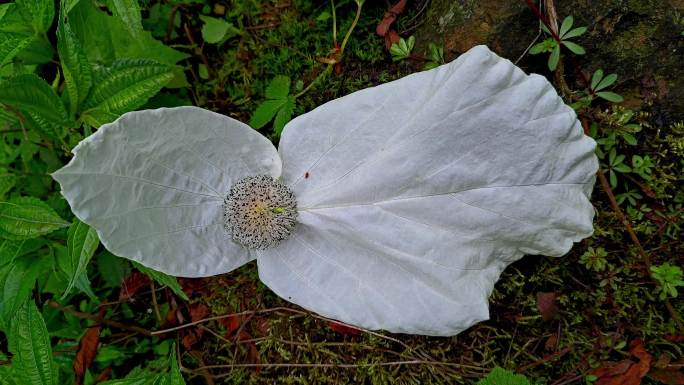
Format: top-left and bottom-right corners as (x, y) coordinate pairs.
(267, 45), (598, 335)
(53, 106), (281, 277)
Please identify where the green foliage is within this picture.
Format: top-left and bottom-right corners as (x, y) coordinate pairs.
(423, 43), (444, 70)
(250, 75), (296, 135)
(650, 263), (684, 300)
(580, 246), (608, 272)
(81, 59), (174, 120)
(62, 218), (99, 297)
(132, 261), (189, 301)
(8, 301), (59, 385)
(389, 35), (415, 62)
(200, 15), (241, 44)
(477, 367), (531, 385)
(529, 15), (586, 70)
(0, 196), (69, 240)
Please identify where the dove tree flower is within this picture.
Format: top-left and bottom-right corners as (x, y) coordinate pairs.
(53, 45), (598, 336)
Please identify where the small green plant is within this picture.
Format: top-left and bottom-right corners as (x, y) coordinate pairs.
(390, 35), (415, 61)
(249, 75), (296, 135)
(605, 147), (632, 188)
(580, 246), (609, 272)
(529, 15), (587, 71)
(615, 185), (642, 206)
(423, 42), (444, 70)
(650, 263), (684, 300)
(477, 367), (530, 385)
(631, 155), (654, 181)
(572, 70), (624, 109)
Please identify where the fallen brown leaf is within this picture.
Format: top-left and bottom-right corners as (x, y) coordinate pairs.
(536, 292), (559, 321)
(73, 326), (101, 385)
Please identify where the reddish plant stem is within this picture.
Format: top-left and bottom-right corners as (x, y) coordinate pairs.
(523, 0), (561, 41)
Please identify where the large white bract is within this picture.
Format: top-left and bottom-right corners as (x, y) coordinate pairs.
(53, 45), (598, 336)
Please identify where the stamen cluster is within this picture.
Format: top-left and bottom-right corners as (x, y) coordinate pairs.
(223, 175), (298, 249)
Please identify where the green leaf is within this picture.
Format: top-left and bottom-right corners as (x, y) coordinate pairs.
(597, 91), (624, 103)
(99, 376), (159, 385)
(477, 367), (530, 385)
(559, 16), (574, 38)
(57, 13), (92, 117)
(96, 251), (130, 288)
(0, 74), (71, 128)
(528, 41), (547, 55)
(265, 75), (291, 99)
(590, 69), (603, 90)
(62, 218), (99, 298)
(0, 255), (44, 323)
(80, 108), (120, 128)
(0, 32), (33, 67)
(548, 44), (560, 71)
(67, 0), (188, 86)
(82, 59), (174, 115)
(274, 96), (295, 135)
(563, 26), (587, 39)
(622, 132), (637, 145)
(9, 301), (59, 385)
(561, 41), (585, 55)
(109, 0), (143, 37)
(199, 15), (240, 44)
(249, 99), (287, 129)
(165, 345), (185, 385)
(16, 0), (54, 34)
(132, 261), (188, 301)
(595, 73), (617, 91)
(0, 196), (69, 240)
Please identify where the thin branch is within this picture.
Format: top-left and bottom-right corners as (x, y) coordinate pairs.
(46, 300), (153, 336)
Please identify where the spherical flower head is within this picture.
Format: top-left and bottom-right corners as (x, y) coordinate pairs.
(223, 175), (297, 250)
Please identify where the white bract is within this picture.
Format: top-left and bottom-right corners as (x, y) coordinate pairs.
(53, 45), (598, 336)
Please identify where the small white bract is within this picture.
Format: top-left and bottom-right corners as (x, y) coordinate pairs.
(223, 175), (297, 250)
(53, 45), (598, 336)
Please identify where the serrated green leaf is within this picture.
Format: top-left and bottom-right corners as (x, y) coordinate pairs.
(0, 32), (33, 67)
(16, 0), (54, 34)
(595, 73), (617, 91)
(9, 301), (58, 385)
(476, 367), (530, 385)
(274, 96), (295, 135)
(165, 345), (185, 385)
(62, 218), (99, 298)
(561, 41), (585, 55)
(57, 10), (91, 117)
(80, 108), (120, 128)
(68, 0), (188, 87)
(0, 238), (43, 267)
(590, 69), (603, 90)
(597, 91), (624, 103)
(132, 261), (188, 301)
(0, 74), (71, 128)
(0, 196), (69, 240)
(265, 75), (290, 99)
(0, 255), (44, 323)
(250, 99), (287, 129)
(109, 0), (143, 37)
(548, 44), (560, 71)
(559, 16), (574, 38)
(82, 59), (173, 115)
(563, 26), (587, 39)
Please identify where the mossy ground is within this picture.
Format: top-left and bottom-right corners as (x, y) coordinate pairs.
(115, 0), (684, 383)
